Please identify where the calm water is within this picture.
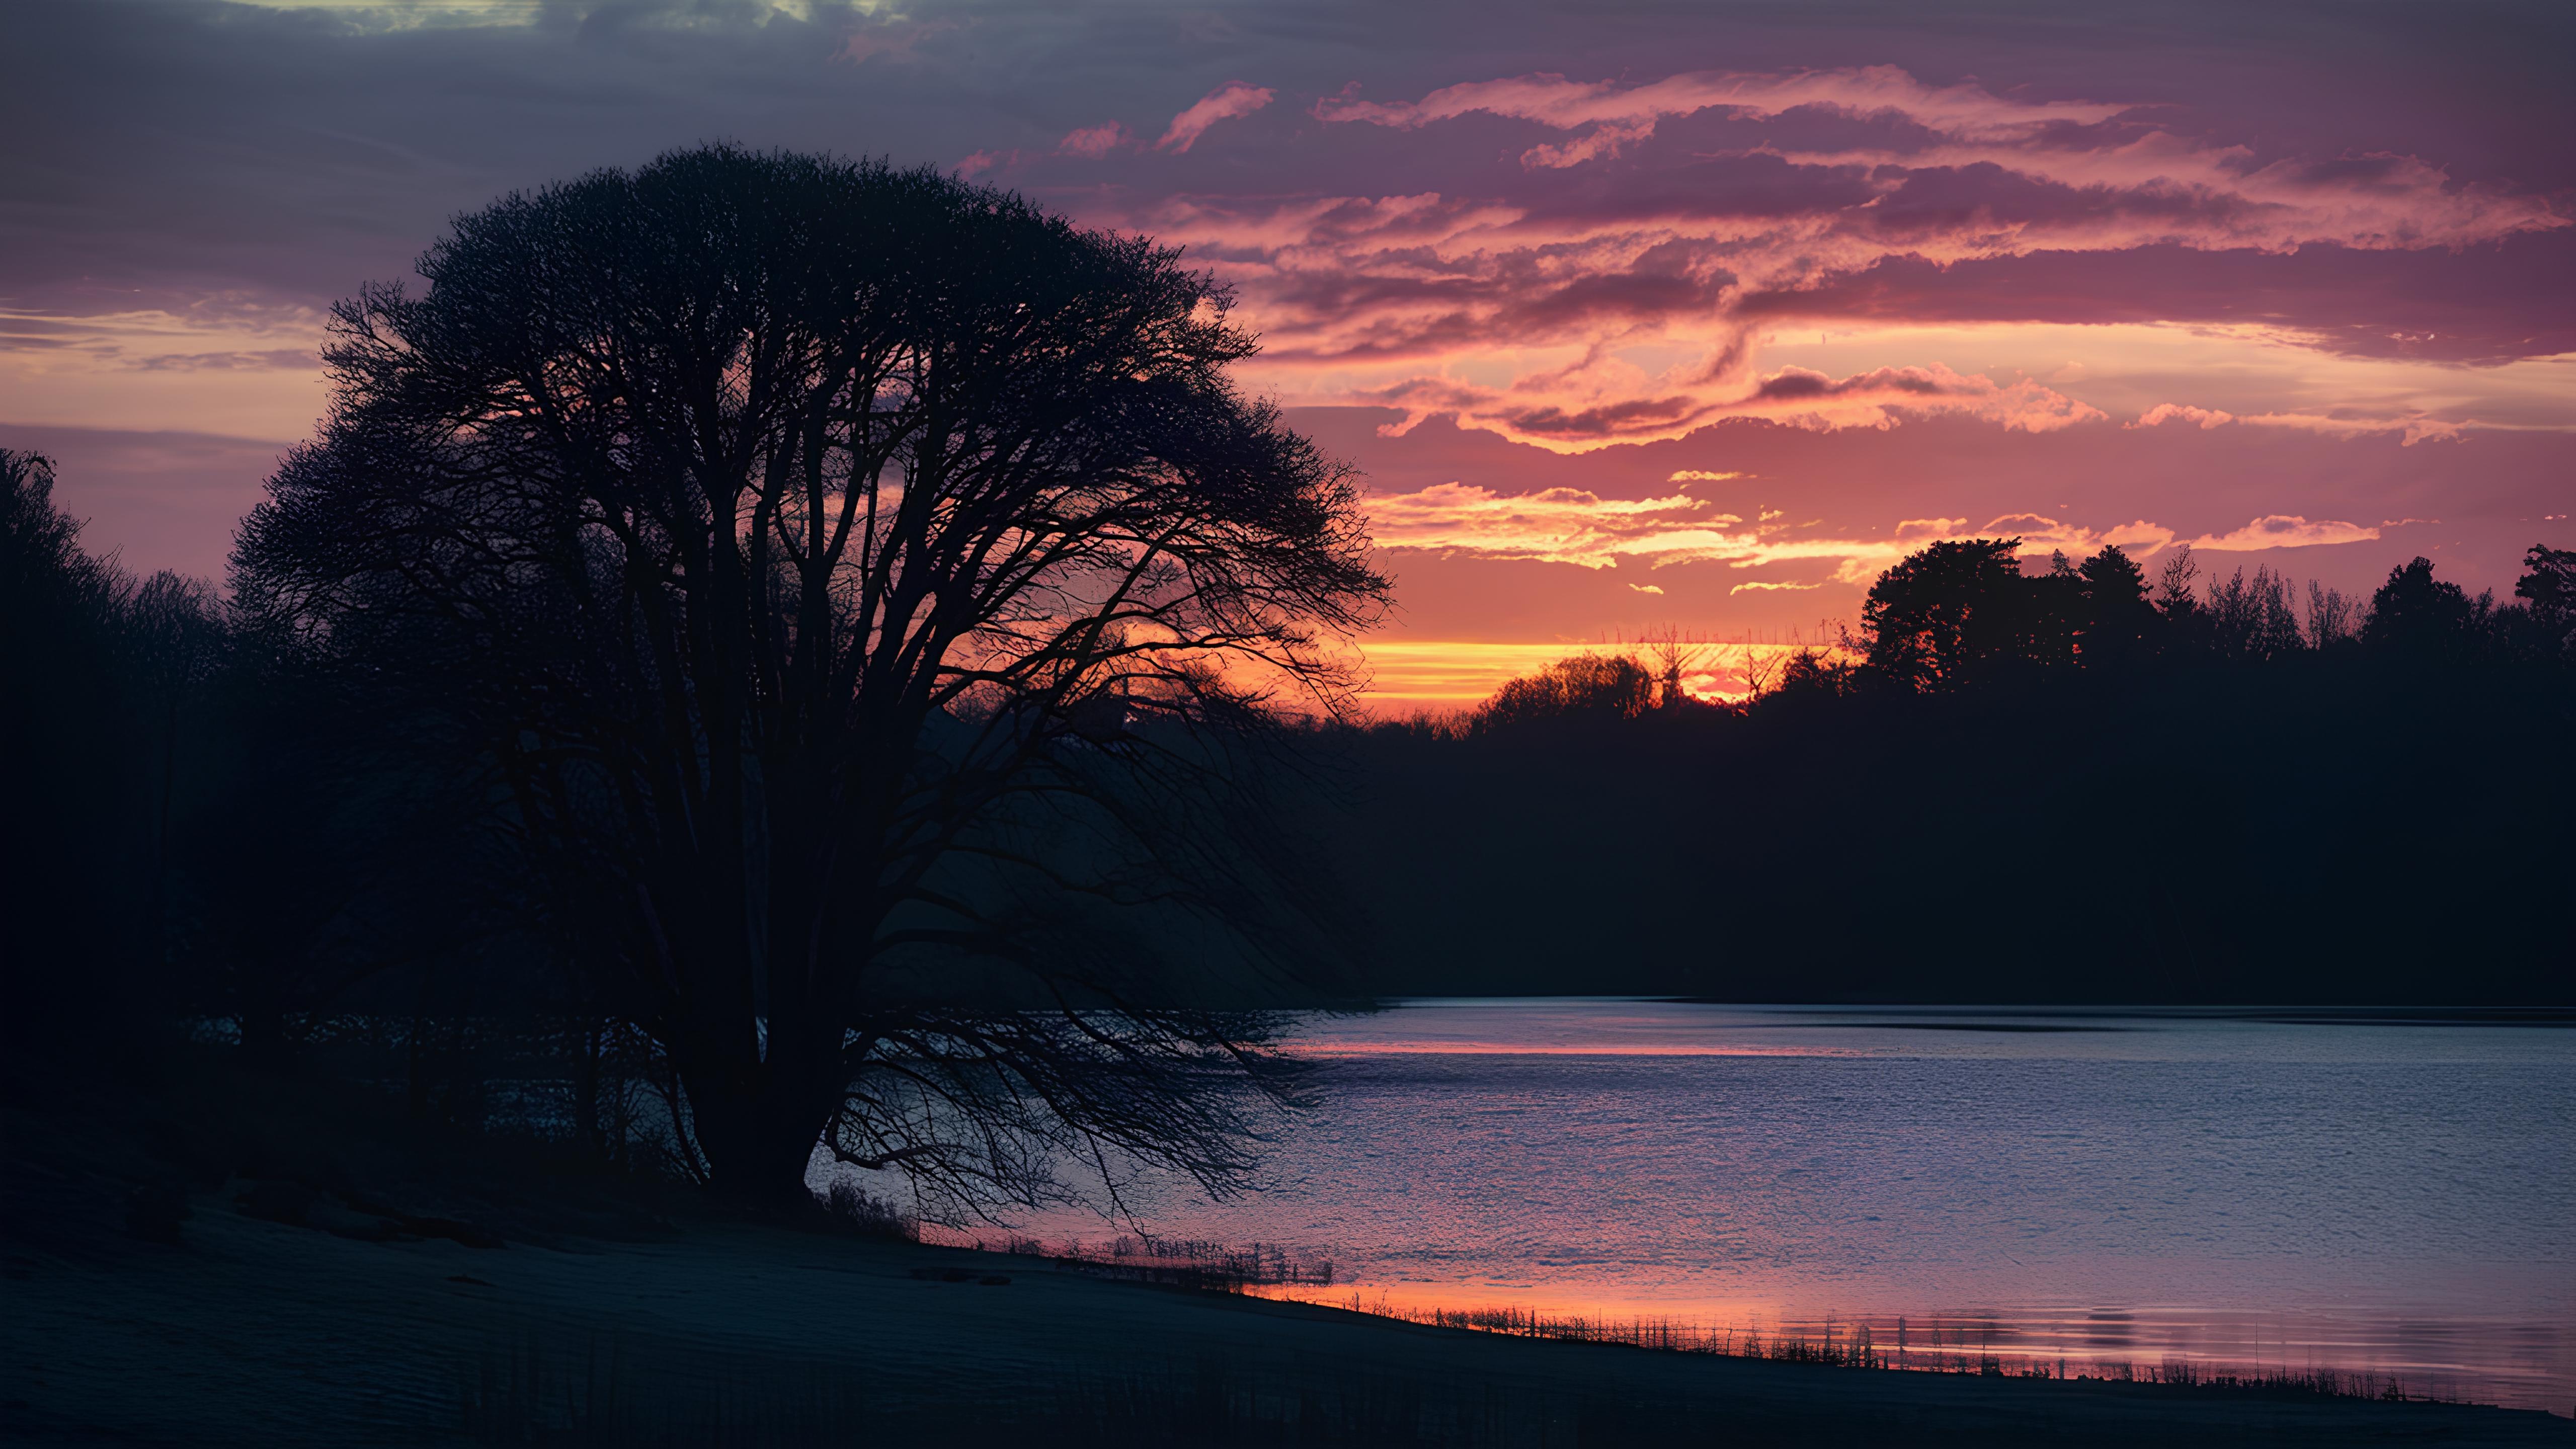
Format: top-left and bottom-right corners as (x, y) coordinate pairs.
(987, 1000), (2575, 1412)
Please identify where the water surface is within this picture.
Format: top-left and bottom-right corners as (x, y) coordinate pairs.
(991, 1000), (2575, 1412)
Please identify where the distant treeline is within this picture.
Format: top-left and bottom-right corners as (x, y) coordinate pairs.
(7, 438), (2570, 1065)
(4, 449), (771, 1170)
(1322, 538), (2575, 1004)
(4, 451), (547, 1071)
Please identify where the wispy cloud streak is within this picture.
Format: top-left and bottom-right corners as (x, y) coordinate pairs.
(2132, 401), (2465, 445)
(1159, 81), (1275, 152)
(1115, 65), (2566, 450)
(1364, 482), (2378, 578)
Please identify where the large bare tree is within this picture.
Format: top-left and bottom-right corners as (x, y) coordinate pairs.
(234, 146), (1388, 1207)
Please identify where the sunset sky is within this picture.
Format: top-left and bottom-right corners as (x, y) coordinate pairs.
(5, 0), (2570, 705)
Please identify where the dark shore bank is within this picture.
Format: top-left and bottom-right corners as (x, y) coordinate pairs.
(5, 1150), (2567, 1447)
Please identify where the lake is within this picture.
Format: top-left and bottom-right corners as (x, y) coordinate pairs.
(984, 999), (2574, 1413)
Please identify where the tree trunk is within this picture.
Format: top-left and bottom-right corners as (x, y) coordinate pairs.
(573, 1018), (604, 1160)
(678, 1054), (838, 1209)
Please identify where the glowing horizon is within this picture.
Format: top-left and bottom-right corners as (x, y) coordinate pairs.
(4, 1), (2569, 710)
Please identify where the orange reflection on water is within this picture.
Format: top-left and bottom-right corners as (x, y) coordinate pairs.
(1243, 1281), (2566, 1405)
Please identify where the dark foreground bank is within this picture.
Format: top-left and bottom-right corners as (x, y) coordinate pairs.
(5, 1167), (2567, 1447)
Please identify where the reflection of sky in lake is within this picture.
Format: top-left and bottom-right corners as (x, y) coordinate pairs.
(966, 1000), (2575, 1412)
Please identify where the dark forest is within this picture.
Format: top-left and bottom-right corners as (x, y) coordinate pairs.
(13, 438), (2568, 1093)
(1327, 538), (2573, 1003)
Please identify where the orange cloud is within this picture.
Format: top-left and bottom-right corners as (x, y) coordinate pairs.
(1363, 482), (1734, 567)
(1364, 484), (2182, 580)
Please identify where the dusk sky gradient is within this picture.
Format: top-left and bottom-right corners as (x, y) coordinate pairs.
(5, 0), (2570, 704)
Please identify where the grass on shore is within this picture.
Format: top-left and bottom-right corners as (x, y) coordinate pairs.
(816, 1191), (2471, 1416)
(1355, 1298), (2432, 1404)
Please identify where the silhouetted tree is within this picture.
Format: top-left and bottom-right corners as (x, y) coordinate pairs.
(2, 450), (128, 1042)
(1474, 650), (1658, 728)
(2204, 565), (2305, 662)
(1769, 648), (1856, 702)
(118, 571), (225, 988)
(1, 454), (244, 1035)
(2025, 552), (2087, 668)
(1641, 626), (1713, 710)
(2513, 544), (2576, 662)
(2518, 544), (2575, 618)
(1860, 538), (2036, 688)
(232, 146), (1388, 1208)
(2153, 545), (2206, 645)
(2076, 544), (2154, 666)
(2363, 556), (2478, 657)
(2302, 580), (2360, 652)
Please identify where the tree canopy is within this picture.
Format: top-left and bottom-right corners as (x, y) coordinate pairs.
(1860, 538), (2052, 687)
(231, 146), (1389, 1208)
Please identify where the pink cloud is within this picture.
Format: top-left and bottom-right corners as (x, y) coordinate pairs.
(1315, 65), (2132, 149)
(1076, 66), (2569, 460)
(2132, 403), (2465, 445)
(1315, 67), (2559, 253)
(21, 0), (2574, 661)
(1058, 122), (1131, 159)
(1728, 237), (2576, 367)
(2130, 403), (2236, 430)
(124, 348), (313, 372)
(1356, 362), (2103, 453)
(1520, 120), (1656, 171)
(1156, 81), (1274, 153)
(2187, 515), (2382, 550)
(1747, 365), (2106, 433)
(1979, 513), (2177, 555)
(2241, 413), (2466, 446)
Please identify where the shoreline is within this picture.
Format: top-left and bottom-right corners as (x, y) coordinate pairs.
(947, 1237), (2564, 1414)
(7, 1184), (2569, 1446)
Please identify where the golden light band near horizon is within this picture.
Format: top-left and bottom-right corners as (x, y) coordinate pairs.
(1354, 639), (1841, 708)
